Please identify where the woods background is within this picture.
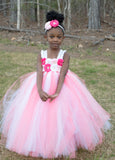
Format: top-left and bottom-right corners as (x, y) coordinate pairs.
(0, 0), (115, 33)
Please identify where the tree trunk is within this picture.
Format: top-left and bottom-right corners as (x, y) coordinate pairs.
(57, 0), (61, 12)
(88, 0), (100, 29)
(43, 0), (47, 26)
(100, 0), (106, 19)
(86, 0), (89, 16)
(37, 0), (40, 27)
(2, 0), (7, 16)
(67, 0), (71, 31)
(103, 0), (106, 19)
(44, 0), (47, 15)
(0, 0), (2, 9)
(48, 0), (51, 11)
(10, 0), (17, 23)
(30, 0), (36, 21)
(17, 0), (20, 29)
(20, 0), (25, 28)
(63, 0), (67, 25)
(110, 0), (115, 18)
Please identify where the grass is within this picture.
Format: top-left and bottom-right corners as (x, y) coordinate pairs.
(0, 37), (12, 45)
(0, 42), (115, 160)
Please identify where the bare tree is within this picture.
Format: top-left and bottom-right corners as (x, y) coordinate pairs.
(67, 0), (71, 31)
(37, 0), (40, 27)
(2, 0), (7, 16)
(86, 0), (89, 17)
(10, 0), (17, 24)
(43, 0), (47, 26)
(17, 0), (20, 29)
(57, 0), (61, 12)
(20, 0), (25, 28)
(44, 0), (47, 14)
(88, 0), (101, 29)
(100, 0), (107, 19)
(103, 0), (106, 19)
(30, 0), (36, 21)
(109, 0), (115, 18)
(0, 0), (2, 9)
(63, 0), (67, 25)
(48, 0), (51, 11)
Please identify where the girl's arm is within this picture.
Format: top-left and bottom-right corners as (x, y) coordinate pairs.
(49, 53), (70, 101)
(37, 54), (49, 101)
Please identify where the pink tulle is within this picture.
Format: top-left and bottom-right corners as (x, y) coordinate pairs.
(0, 70), (111, 158)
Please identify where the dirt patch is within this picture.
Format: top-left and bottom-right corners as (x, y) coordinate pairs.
(0, 21), (115, 52)
(0, 28), (115, 64)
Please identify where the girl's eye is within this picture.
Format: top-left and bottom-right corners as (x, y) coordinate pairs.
(58, 36), (62, 39)
(50, 36), (54, 38)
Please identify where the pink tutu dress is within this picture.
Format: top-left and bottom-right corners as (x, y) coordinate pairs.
(0, 50), (111, 158)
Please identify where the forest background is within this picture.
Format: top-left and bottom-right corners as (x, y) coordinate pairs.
(0, 0), (115, 31)
(0, 0), (115, 160)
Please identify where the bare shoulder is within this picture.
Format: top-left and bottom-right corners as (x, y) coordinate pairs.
(37, 53), (42, 67)
(37, 52), (42, 62)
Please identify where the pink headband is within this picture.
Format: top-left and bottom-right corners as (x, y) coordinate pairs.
(45, 20), (65, 33)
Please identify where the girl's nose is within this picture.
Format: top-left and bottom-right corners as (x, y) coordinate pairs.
(54, 37), (58, 41)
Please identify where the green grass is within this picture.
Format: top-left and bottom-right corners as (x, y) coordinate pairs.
(0, 46), (115, 160)
(0, 37), (12, 44)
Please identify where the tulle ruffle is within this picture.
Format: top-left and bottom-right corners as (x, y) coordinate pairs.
(0, 71), (111, 158)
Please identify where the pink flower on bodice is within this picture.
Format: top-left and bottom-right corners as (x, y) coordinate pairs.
(44, 64), (51, 72)
(41, 58), (46, 65)
(57, 59), (64, 66)
(50, 20), (59, 28)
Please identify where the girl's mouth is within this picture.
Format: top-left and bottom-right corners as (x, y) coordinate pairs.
(52, 43), (59, 47)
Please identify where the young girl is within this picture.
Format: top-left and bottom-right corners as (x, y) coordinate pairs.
(0, 10), (111, 159)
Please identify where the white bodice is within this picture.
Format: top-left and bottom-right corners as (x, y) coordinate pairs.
(41, 50), (66, 72)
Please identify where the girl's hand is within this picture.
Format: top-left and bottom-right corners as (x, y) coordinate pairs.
(39, 90), (49, 101)
(49, 93), (59, 102)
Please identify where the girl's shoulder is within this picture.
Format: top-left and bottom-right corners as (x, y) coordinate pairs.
(40, 49), (70, 60)
(58, 49), (70, 60)
(61, 50), (70, 59)
(63, 51), (70, 62)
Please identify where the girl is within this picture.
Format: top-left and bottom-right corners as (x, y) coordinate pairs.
(0, 10), (111, 159)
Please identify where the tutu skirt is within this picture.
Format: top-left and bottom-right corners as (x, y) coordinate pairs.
(0, 70), (111, 158)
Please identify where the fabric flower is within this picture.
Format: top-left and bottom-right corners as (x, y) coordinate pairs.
(41, 58), (46, 65)
(44, 64), (51, 72)
(57, 59), (64, 66)
(45, 21), (52, 30)
(50, 20), (59, 28)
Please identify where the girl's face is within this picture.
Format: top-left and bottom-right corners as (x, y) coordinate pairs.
(46, 27), (64, 50)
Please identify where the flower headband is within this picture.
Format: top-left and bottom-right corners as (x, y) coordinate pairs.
(45, 20), (65, 33)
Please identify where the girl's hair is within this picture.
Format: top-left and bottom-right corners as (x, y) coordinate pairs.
(46, 10), (64, 24)
(46, 10), (65, 32)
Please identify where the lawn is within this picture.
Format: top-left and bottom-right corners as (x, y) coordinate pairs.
(0, 42), (115, 160)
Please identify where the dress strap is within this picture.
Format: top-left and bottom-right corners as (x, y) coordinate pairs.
(57, 50), (66, 59)
(41, 50), (47, 58)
